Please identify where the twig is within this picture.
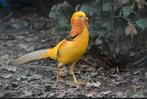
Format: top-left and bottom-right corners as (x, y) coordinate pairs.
(133, 56), (147, 65)
(133, 68), (144, 75)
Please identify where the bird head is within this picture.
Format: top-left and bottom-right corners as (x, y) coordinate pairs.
(70, 11), (88, 27)
(69, 11), (89, 37)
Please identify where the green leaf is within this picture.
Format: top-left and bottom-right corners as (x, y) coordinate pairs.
(97, 30), (105, 38)
(48, 11), (56, 18)
(80, 4), (94, 16)
(120, 6), (133, 17)
(136, 18), (147, 29)
(102, 21), (112, 31)
(48, 4), (61, 18)
(58, 17), (69, 29)
(103, 3), (112, 12)
(89, 29), (99, 38)
(50, 5), (57, 11)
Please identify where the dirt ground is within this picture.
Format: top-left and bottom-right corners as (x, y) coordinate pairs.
(0, 10), (147, 98)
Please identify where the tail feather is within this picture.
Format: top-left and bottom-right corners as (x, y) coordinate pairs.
(13, 49), (49, 65)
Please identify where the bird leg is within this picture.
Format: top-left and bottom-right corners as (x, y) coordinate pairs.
(69, 61), (77, 75)
(56, 63), (64, 82)
(69, 61), (85, 85)
(70, 69), (78, 84)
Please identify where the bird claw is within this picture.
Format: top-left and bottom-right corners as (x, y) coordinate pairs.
(56, 78), (64, 83)
(74, 79), (86, 87)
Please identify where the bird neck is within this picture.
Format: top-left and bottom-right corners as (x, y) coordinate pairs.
(74, 25), (89, 43)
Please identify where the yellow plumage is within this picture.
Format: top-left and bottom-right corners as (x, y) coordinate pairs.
(57, 26), (89, 65)
(13, 11), (89, 85)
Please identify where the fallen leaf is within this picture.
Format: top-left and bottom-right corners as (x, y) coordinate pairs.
(0, 93), (4, 97)
(95, 38), (103, 45)
(131, 85), (142, 92)
(57, 88), (77, 97)
(120, 0), (129, 5)
(93, 81), (101, 88)
(145, 72), (147, 79)
(47, 92), (56, 97)
(102, 90), (112, 95)
(86, 91), (98, 98)
(135, 0), (146, 9)
(17, 43), (28, 51)
(15, 35), (25, 40)
(23, 90), (32, 96)
(2, 55), (10, 64)
(86, 81), (101, 88)
(6, 66), (17, 72)
(1, 74), (12, 79)
(31, 74), (43, 80)
(96, 91), (112, 97)
(57, 91), (67, 97)
(115, 92), (124, 97)
(20, 75), (31, 81)
(132, 93), (145, 98)
(10, 19), (28, 30)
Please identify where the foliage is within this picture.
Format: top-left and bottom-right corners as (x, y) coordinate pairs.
(49, 1), (74, 31)
(48, 0), (147, 66)
(136, 18), (147, 29)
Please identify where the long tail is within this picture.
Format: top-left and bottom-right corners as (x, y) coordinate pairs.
(13, 49), (49, 65)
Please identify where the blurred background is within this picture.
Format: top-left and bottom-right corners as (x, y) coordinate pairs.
(1, 0), (146, 69)
(0, 0), (147, 98)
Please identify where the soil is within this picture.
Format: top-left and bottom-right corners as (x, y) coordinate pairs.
(0, 8), (147, 98)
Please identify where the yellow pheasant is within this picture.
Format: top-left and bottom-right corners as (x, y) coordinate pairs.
(13, 11), (89, 85)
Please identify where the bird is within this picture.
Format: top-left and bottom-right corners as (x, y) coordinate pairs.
(13, 11), (89, 85)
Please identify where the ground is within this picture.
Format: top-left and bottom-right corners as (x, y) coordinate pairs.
(0, 11), (147, 98)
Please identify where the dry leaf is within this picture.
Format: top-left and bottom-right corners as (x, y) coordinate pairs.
(120, 0), (129, 5)
(125, 21), (138, 38)
(135, 0), (146, 9)
(86, 91), (98, 98)
(75, 4), (81, 11)
(145, 72), (147, 79)
(1, 74), (12, 79)
(57, 88), (75, 97)
(86, 81), (101, 88)
(97, 90), (112, 97)
(6, 66), (17, 72)
(61, 1), (71, 9)
(57, 91), (67, 97)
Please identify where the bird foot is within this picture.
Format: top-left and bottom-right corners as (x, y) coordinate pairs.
(56, 78), (64, 84)
(74, 79), (86, 86)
